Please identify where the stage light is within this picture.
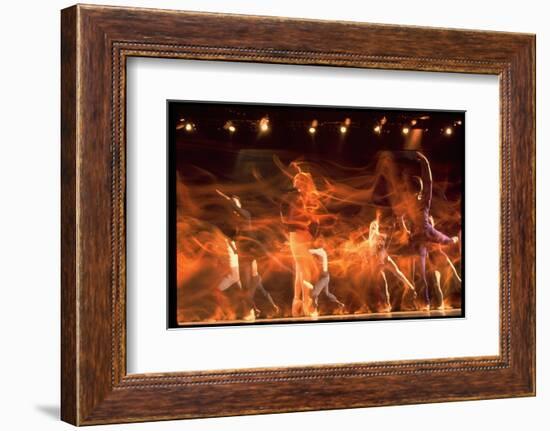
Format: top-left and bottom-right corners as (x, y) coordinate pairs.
(185, 123), (193, 132)
(308, 119), (318, 135)
(259, 117), (270, 133)
(402, 127), (410, 135)
(410, 119), (417, 126)
(344, 117), (351, 126)
(340, 125), (347, 134)
(456, 120), (462, 125)
(374, 125), (381, 134)
(445, 127), (453, 136)
(224, 121), (236, 133)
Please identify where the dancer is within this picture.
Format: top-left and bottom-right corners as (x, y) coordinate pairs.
(406, 152), (459, 310)
(217, 239), (241, 292)
(216, 238), (255, 321)
(309, 247), (345, 313)
(361, 210), (416, 312)
(281, 168), (342, 317)
(427, 217), (462, 309)
(216, 190), (280, 318)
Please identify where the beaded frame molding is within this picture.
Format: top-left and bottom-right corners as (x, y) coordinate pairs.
(61, 4), (535, 425)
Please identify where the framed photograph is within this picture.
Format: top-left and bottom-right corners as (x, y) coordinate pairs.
(61, 4), (535, 425)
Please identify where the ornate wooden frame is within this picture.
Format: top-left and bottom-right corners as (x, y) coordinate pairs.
(61, 4), (535, 425)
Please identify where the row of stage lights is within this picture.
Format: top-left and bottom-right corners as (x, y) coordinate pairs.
(177, 116), (462, 136)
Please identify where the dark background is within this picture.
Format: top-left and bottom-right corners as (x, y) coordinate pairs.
(169, 102), (464, 187)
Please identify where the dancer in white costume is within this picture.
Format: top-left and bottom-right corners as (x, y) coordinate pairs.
(217, 239), (241, 292)
(216, 190), (279, 319)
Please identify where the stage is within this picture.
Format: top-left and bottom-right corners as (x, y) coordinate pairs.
(176, 308), (463, 327)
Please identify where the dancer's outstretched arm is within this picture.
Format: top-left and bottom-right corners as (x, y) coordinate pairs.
(427, 217), (459, 245)
(417, 152), (433, 209)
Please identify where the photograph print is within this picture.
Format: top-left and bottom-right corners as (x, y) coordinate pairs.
(168, 101), (465, 327)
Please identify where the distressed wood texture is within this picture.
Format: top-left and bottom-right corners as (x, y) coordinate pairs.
(61, 4), (535, 426)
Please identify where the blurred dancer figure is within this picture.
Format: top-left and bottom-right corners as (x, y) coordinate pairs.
(427, 217), (462, 309)
(362, 210), (416, 312)
(216, 190), (279, 319)
(281, 168), (338, 317)
(216, 238), (254, 320)
(309, 247), (345, 313)
(407, 152), (459, 309)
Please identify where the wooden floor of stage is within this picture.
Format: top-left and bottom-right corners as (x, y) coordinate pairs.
(176, 308), (463, 327)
